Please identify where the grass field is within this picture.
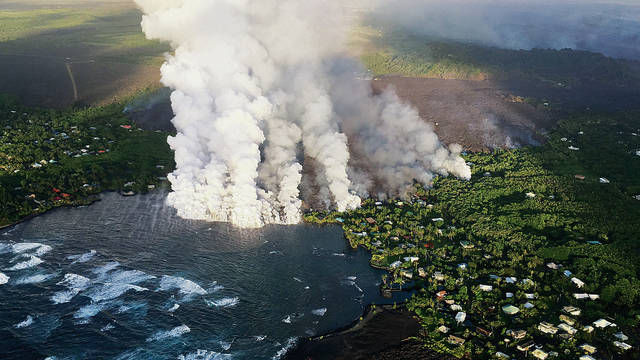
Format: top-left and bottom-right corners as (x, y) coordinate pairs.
(0, 1), (169, 108)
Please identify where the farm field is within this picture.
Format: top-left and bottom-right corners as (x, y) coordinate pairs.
(0, 1), (168, 108)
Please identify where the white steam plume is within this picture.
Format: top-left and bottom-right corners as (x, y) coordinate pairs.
(135, 0), (471, 228)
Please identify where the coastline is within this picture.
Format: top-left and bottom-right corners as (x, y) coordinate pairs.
(283, 304), (448, 360)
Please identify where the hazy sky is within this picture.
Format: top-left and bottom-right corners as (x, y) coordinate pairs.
(371, 0), (640, 60)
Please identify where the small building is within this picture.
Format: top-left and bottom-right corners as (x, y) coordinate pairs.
(455, 311), (466, 324)
(437, 325), (449, 334)
(400, 270), (413, 279)
(495, 352), (510, 359)
(476, 327), (493, 337)
(563, 270), (572, 277)
(579, 344), (597, 355)
(546, 262), (559, 270)
(507, 329), (527, 339)
(365, 217), (376, 224)
(559, 315), (575, 326)
(436, 290), (447, 299)
(433, 271), (445, 281)
(404, 256), (419, 263)
(432, 218), (444, 222)
(524, 302), (534, 309)
(614, 332), (628, 341)
(538, 322), (558, 335)
(579, 356), (596, 360)
(450, 304), (463, 312)
(593, 318), (612, 328)
(583, 325), (594, 333)
(588, 294), (599, 300)
(506, 292), (514, 298)
(389, 261), (403, 269)
(418, 268), (427, 278)
(502, 305), (520, 315)
(571, 277), (585, 288)
(558, 323), (577, 335)
(599, 177), (610, 184)
(479, 284), (493, 292)
(526, 192), (536, 198)
(573, 293), (589, 300)
(574, 174), (585, 179)
(525, 293), (536, 299)
(562, 306), (581, 316)
(532, 349), (549, 360)
(448, 335), (465, 345)
(459, 241), (474, 249)
(613, 341), (632, 351)
(517, 340), (534, 352)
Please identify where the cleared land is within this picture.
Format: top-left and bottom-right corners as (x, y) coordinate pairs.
(0, 1), (168, 108)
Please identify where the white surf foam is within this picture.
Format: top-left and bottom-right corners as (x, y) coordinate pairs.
(101, 323), (115, 332)
(254, 335), (267, 341)
(159, 275), (207, 296)
(74, 302), (107, 320)
(51, 274), (91, 304)
(67, 250), (97, 264)
(6, 255), (43, 271)
(98, 269), (155, 285)
(311, 308), (327, 316)
(14, 315), (34, 328)
(178, 350), (231, 360)
(146, 324), (191, 342)
(272, 337), (297, 360)
(15, 273), (56, 284)
(168, 303), (180, 313)
(85, 283), (148, 302)
(0, 272), (8, 285)
(205, 297), (239, 308)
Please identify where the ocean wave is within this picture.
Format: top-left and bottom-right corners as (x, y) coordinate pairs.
(14, 315), (34, 328)
(272, 337), (297, 360)
(85, 283), (148, 302)
(15, 273), (56, 284)
(146, 324), (191, 342)
(6, 255), (43, 271)
(159, 275), (207, 297)
(91, 262), (120, 277)
(205, 297), (239, 308)
(74, 302), (108, 320)
(311, 308), (327, 316)
(178, 350), (232, 360)
(0, 272), (8, 285)
(168, 303), (180, 313)
(67, 250), (97, 264)
(98, 269), (155, 285)
(100, 323), (115, 332)
(254, 335), (267, 342)
(51, 274), (92, 304)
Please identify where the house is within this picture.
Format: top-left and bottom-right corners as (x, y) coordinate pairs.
(505, 277), (517, 284)
(559, 315), (575, 326)
(599, 177), (610, 184)
(450, 304), (463, 311)
(546, 262), (559, 270)
(455, 311), (466, 324)
(526, 192), (536, 198)
(614, 341), (632, 351)
(563, 270), (573, 277)
(571, 277), (585, 288)
(532, 349), (549, 360)
(502, 305), (520, 315)
(579, 344), (597, 355)
(562, 306), (581, 316)
(400, 270), (413, 279)
(507, 329), (527, 339)
(525, 293), (536, 299)
(432, 217), (444, 222)
(495, 352), (510, 359)
(614, 332), (628, 341)
(389, 261), (403, 269)
(588, 294), (599, 300)
(575, 174), (585, 179)
(437, 325), (449, 334)
(573, 293), (589, 300)
(436, 290), (447, 299)
(365, 217), (376, 224)
(569, 146), (580, 151)
(558, 323), (577, 335)
(583, 325), (594, 333)
(460, 241), (474, 249)
(448, 335), (465, 345)
(593, 319), (612, 328)
(524, 302), (534, 309)
(404, 256), (419, 263)
(506, 292), (514, 298)
(458, 263), (468, 270)
(479, 284), (493, 292)
(433, 271), (445, 281)
(579, 356), (596, 360)
(335, 217), (344, 223)
(418, 268), (427, 278)
(517, 340), (534, 352)
(538, 322), (558, 335)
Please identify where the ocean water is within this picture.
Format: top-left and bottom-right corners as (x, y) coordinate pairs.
(0, 192), (405, 359)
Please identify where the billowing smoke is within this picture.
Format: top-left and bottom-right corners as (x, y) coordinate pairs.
(370, 0), (640, 61)
(135, 0), (471, 228)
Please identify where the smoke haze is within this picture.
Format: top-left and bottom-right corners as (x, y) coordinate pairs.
(134, 0), (471, 228)
(370, 0), (640, 60)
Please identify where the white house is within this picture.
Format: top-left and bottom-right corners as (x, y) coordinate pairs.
(455, 311), (466, 324)
(593, 319), (612, 328)
(479, 284), (493, 292)
(571, 277), (585, 288)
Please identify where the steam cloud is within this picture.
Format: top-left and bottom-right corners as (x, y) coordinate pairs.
(370, 0), (640, 60)
(135, 0), (471, 228)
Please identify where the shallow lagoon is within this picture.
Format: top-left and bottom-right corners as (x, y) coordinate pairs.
(0, 192), (405, 359)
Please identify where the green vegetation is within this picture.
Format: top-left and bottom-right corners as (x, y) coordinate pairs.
(356, 25), (640, 88)
(306, 111), (640, 359)
(0, 94), (174, 228)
